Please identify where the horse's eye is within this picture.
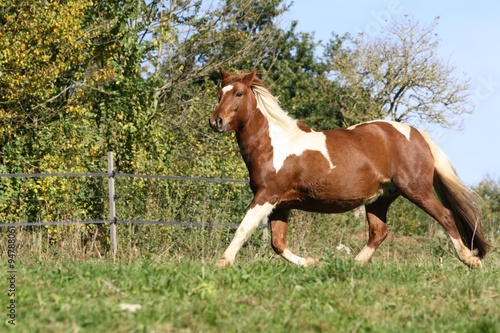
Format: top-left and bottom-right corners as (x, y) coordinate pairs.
(235, 91), (243, 97)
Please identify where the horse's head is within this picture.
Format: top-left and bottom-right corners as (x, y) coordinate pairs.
(209, 68), (259, 132)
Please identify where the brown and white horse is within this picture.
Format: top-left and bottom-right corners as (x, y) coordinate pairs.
(209, 68), (489, 268)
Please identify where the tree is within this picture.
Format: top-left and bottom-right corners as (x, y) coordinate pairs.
(327, 17), (472, 129)
(141, 0), (292, 177)
(260, 23), (347, 130)
(0, 0), (151, 170)
(148, 0), (288, 118)
(0, 0), (153, 223)
(0, 0), (293, 224)
(474, 177), (500, 241)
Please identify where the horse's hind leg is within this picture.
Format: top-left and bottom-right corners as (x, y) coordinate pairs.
(403, 191), (482, 268)
(269, 209), (319, 267)
(355, 196), (397, 264)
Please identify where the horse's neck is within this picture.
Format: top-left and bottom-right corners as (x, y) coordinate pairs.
(235, 110), (273, 168)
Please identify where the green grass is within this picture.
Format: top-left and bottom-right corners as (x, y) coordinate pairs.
(3, 237), (500, 333)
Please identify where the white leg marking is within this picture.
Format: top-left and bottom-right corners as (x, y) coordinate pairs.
(222, 84), (233, 95)
(347, 120), (411, 141)
(217, 202), (275, 267)
(450, 236), (466, 253)
(449, 236), (482, 268)
(281, 249), (319, 267)
(355, 246), (376, 264)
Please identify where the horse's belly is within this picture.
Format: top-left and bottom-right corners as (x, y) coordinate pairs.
(281, 189), (368, 213)
(291, 199), (365, 214)
(282, 178), (396, 213)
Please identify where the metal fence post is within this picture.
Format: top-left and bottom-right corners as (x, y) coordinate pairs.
(107, 152), (117, 259)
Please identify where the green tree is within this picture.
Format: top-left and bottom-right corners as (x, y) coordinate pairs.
(261, 23), (346, 129)
(474, 177), (500, 241)
(0, 0), (159, 224)
(143, 0), (291, 177)
(0, 0), (294, 225)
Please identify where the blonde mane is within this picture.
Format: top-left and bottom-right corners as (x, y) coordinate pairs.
(251, 85), (297, 131)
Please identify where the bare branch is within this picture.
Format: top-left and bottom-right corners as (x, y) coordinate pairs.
(329, 16), (472, 129)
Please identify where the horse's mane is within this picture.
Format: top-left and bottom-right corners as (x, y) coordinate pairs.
(252, 85), (297, 131)
(223, 72), (297, 131)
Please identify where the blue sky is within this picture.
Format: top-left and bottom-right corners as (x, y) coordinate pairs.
(287, 1), (500, 185)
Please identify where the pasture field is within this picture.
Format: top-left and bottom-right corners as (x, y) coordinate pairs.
(2, 229), (499, 333)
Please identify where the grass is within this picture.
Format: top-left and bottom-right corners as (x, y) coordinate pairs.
(3, 231), (500, 333)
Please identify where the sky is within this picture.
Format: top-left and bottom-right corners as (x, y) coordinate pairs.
(287, 1), (500, 185)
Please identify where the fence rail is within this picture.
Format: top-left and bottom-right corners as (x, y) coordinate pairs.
(0, 172), (109, 178)
(0, 152), (259, 258)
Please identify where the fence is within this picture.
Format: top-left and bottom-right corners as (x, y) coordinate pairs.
(0, 152), (263, 258)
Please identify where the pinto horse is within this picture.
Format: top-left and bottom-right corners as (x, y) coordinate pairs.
(209, 68), (489, 268)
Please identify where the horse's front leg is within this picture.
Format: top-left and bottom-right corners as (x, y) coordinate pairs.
(269, 209), (319, 267)
(217, 201), (276, 268)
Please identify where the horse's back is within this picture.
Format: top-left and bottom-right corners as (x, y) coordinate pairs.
(325, 120), (434, 186)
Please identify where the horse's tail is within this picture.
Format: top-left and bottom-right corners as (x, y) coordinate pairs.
(420, 132), (489, 258)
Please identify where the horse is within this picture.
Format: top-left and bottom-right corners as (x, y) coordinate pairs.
(208, 68), (489, 268)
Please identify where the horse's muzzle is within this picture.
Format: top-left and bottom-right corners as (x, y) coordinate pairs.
(209, 116), (226, 132)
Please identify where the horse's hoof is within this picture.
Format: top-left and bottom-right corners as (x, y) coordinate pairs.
(468, 257), (482, 269)
(354, 256), (370, 264)
(216, 257), (233, 268)
(304, 257), (320, 267)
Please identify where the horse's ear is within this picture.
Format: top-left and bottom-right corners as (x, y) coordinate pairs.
(242, 69), (257, 85)
(220, 68), (230, 81)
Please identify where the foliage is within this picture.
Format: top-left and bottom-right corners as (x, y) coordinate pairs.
(474, 177), (500, 241)
(260, 23), (349, 129)
(0, 0), (289, 226)
(388, 197), (433, 236)
(475, 177), (500, 213)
